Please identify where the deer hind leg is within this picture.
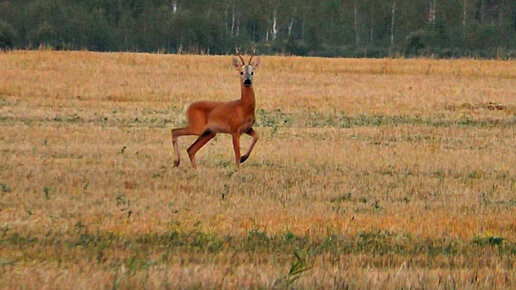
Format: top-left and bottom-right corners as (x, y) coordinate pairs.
(240, 128), (259, 164)
(171, 127), (197, 167)
(187, 130), (216, 169)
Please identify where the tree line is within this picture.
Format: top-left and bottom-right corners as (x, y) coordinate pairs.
(0, 0), (515, 58)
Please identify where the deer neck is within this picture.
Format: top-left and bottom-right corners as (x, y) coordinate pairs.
(240, 85), (255, 112)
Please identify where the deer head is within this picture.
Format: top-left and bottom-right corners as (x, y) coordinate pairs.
(232, 48), (260, 87)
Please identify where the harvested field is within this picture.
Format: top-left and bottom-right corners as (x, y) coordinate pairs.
(0, 51), (515, 288)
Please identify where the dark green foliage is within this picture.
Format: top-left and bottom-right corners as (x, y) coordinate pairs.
(43, 186), (50, 199)
(330, 193), (352, 203)
(0, 0), (514, 58)
(0, 20), (16, 49)
(473, 235), (505, 247)
(0, 183), (10, 193)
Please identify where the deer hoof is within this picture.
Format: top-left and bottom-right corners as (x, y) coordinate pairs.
(188, 156), (197, 169)
(173, 160), (180, 167)
(240, 155), (249, 164)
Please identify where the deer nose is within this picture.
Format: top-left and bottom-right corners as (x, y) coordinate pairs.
(243, 79), (252, 85)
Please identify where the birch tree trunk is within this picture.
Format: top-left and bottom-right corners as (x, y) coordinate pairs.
(224, 5), (228, 34)
(498, 1), (503, 26)
(428, 0), (436, 24)
(390, 0), (396, 48)
(462, 0), (467, 27)
(370, 14), (374, 44)
(354, 0), (360, 46)
(480, 0), (485, 23)
(231, 3), (235, 36)
(272, 8), (278, 40)
(288, 17), (294, 36)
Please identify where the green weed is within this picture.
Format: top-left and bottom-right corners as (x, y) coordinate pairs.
(281, 249), (313, 289)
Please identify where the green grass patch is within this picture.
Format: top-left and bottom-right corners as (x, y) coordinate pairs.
(1, 110), (514, 129)
(256, 109), (516, 129)
(2, 229), (515, 263)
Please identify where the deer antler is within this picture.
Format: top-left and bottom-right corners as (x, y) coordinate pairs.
(248, 47), (256, 65)
(235, 48), (245, 66)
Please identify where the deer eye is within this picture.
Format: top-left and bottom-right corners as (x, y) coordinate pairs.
(251, 72), (254, 75)
(240, 72), (243, 75)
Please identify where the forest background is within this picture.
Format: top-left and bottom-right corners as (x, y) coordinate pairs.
(0, 0), (515, 58)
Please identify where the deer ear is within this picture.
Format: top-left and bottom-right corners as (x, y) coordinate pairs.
(232, 58), (241, 70)
(250, 57), (260, 69)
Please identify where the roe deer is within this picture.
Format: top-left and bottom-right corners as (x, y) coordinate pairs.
(171, 50), (260, 169)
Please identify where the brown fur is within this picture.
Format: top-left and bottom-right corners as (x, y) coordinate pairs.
(171, 55), (259, 169)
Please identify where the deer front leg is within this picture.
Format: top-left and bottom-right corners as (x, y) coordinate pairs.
(187, 131), (216, 169)
(232, 133), (241, 169)
(240, 128), (258, 164)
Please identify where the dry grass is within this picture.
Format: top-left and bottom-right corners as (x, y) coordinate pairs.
(0, 51), (515, 289)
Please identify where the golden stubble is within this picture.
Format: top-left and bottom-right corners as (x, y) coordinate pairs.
(0, 51), (515, 288)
